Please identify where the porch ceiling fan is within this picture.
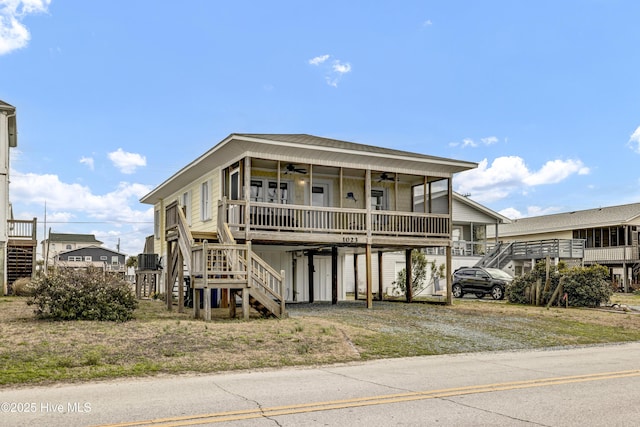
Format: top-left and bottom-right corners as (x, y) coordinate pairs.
(284, 163), (307, 174)
(377, 172), (396, 182)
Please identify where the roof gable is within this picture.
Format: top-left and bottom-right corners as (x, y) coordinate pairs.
(141, 133), (477, 205)
(58, 245), (125, 257)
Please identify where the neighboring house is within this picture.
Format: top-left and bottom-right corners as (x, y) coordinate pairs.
(347, 193), (511, 297)
(1, 100), (37, 295)
(140, 133), (477, 318)
(488, 202), (640, 291)
(55, 245), (127, 274)
(42, 232), (103, 268)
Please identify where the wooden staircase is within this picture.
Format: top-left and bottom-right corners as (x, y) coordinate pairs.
(5, 218), (37, 294)
(167, 202), (285, 320)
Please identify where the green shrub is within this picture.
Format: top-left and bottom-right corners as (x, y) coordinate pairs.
(28, 268), (138, 321)
(562, 264), (612, 307)
(506, 261), (612, 307)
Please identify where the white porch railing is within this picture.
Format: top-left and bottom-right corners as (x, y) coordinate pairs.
(219, 199), (450, 238)
(583, 246), (639, 263)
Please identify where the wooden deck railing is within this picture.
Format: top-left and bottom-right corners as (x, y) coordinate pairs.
(219, 199), (449, 238)
(8, 218), (37, 240)
(190, 239), (285, 317)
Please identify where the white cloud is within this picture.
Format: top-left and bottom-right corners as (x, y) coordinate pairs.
(9, 170), (153, 255)
(455, 156), (590, 204)
(524, 159), (589, 186)
(462, 138), (477, 148)
(108, 148), (146, 174)
(309, 54), (352, 87)
(452, 136), (500, 148)
(481, 136), (498, 145)
(308, 54), (330, 65)
(498, 207), (522, 219)
(423, 19), (433, 27)
(79, 156), (94, 170)
(498, 205), (561, 220)
(628, 126), (640, 153)
(0, 0), (50, 55)
(332, 60), (351, 74)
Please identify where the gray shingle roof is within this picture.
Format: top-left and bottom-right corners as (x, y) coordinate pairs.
(47, 233), (103, 244)
(498, 202), (640, 236)
(235, 133), (466, 163)
(0, 100), (15, 111)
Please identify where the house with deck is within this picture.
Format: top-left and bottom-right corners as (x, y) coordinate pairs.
(140, 133), (477, 319)
(42, 232), (104, 270)
(55, 245), (127, 275)
(488, 203), (640, 291)
(1, 100), (37, 295)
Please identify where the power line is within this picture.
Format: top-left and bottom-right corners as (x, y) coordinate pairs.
(45, 221), (153, 224)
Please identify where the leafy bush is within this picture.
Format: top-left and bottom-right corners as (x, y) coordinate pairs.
(506, 261), (612, 307)
(392, 250), (428, 296)
(28, 268), (138, 321)
(562, 264), (612, 307)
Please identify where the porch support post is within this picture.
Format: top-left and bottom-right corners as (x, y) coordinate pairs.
(221, 289), (228, 308)
(204, 287), (211, 321)
(331, 246), (338, 305)
(177, 250), (184, 313)
(353, 254), (358, 300)
(193, 287), (200, 319)
(366, 244), (373, 308)
(446, 176), (453, 305)
(378, 251), (384, 301)
(242, 287), (250, 320)
(244, 157), (251, 241)
(165, 241), (173, 311)
(308, 250), (315, 303)
(446, 245), (453, 304)
(405, 249), (413, 303)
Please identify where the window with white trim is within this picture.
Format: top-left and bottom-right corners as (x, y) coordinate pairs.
(181, 190), (192, 225)
(154, 209), (160, 239)
(201, 180), (211, 220)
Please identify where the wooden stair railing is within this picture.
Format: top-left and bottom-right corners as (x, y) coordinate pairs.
(186, 207), (286, 318)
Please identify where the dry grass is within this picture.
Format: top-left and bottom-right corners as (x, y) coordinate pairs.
(1, 294), (639, 388)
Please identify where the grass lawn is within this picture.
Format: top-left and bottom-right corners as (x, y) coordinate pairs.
(1, 294), (639, 387)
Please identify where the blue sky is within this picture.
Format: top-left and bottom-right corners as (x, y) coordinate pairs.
(2, 0), (640, 257)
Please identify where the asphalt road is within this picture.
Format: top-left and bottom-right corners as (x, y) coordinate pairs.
(1, 342), (639, 426)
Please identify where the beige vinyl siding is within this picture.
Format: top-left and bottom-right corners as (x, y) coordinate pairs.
(453, 199), (499, 223)
(190, 169), (220, 234)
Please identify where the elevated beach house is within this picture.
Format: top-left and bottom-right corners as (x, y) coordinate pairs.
(1, 100), (37, 295)
(140, 134), (476, 318)
(489, 202), (640, 292)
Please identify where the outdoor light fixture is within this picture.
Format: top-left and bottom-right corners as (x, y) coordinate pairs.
(346, 192), (357, 202)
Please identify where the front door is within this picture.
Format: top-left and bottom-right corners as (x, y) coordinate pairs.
(229, 168), (241, 227)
